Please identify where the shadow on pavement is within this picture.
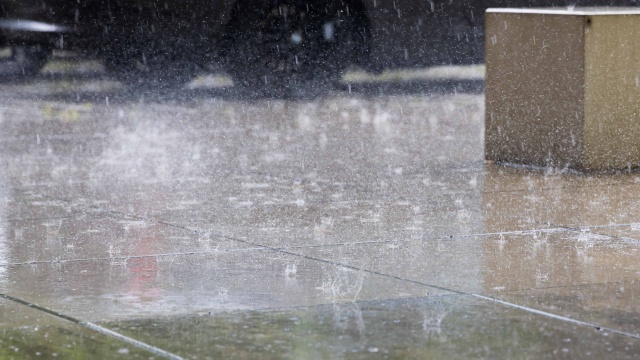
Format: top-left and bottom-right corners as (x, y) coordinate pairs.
(337, 79), (484, 97)
(7, 71), (485, 104)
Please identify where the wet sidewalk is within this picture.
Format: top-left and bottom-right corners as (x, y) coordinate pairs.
(1, 65), (640, 358)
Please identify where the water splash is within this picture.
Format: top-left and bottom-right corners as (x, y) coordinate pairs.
(318, 267), (365, 303)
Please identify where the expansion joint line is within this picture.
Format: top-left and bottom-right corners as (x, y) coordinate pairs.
(114, 211), (640, 341)
(0, 293), (185, 360)
(287, 248), (640, 340)
(472, 294), (640, 340)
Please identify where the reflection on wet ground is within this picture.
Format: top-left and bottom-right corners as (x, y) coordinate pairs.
(104, 295), (640, 359)
(1, 59), (640, 358)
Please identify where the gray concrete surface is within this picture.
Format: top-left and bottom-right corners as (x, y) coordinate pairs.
(1, 60), (640, 359)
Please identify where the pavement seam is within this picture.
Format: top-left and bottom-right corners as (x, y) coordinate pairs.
(113, 212), (640, 341)
(274, 247), (640, 340)
(283, 248), (640, 340)
(0, 293), (186, 360)
(5, 215), (75, 222)
(472, 294), (640, 339)
(0, 247), (268, 267)
(0, 225), (585, 268)
(206, 230), (640, 340)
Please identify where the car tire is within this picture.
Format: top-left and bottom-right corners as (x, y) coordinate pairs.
(222, 0), (360, 96)
(104, 50), (199, 90)
(0, 44), (50, 80)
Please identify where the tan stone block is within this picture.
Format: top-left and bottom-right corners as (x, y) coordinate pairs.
(485, 8), (640, 171)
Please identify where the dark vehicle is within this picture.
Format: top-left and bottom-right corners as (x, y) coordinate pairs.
(0, 0), (637, 90)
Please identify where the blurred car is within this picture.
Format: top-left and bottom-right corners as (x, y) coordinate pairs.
(0, 0), (638, 91)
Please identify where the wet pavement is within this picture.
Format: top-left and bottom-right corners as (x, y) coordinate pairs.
(2, 59), (640, 358)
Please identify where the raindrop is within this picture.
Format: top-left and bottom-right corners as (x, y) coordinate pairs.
(285, 263), (297, 277)
(291, 31), (303, 45)
(323, 22), (335, 40)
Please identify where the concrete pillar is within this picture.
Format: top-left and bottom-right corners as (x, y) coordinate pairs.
(485, 8), (640, 171)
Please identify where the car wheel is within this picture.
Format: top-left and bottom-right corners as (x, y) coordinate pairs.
(103, 40), (199, 90)
(223, 0), (359, 96)
(0, 44), (50, 80)
(104, 53), (198, 90)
